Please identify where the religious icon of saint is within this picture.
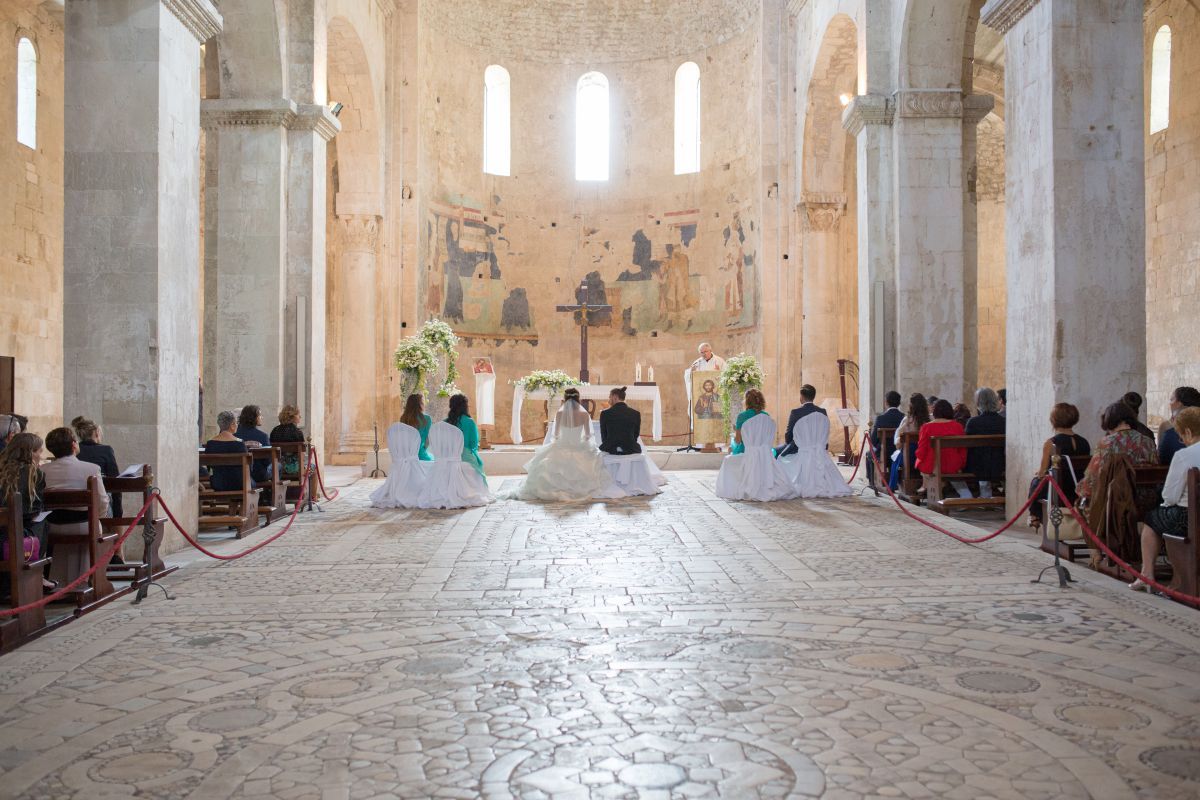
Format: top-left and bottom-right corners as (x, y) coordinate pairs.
(694, 379), (720, 419)
(473, 357), (494, 374)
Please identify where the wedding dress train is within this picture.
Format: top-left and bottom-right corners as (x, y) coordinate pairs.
(506, 400), (625, 502)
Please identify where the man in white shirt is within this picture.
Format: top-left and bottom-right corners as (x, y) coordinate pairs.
(1131, 406), (1200, 591)
(688, 342), (725, 374)
(41, 426), (110, 519)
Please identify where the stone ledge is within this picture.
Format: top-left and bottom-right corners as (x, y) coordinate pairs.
(963, 93), (996, 125)
(980, 0), (1040, 35)
(842, 94), (894, 136)
(162, 0), (222, 42)
(895, 89), (964, 120)
(201, 98), (298, 129)
(291, 104), (342, 141)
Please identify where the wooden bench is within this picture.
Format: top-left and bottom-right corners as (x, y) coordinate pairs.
(0, 492), (52, 652)
(927, 434), (1007, 515)
(273, 441), (314, 512)
(1162, 468), (1199, 606)
(868, 427), (896, 497)
(1039, 453), (1094, 562)
(895, 432), (922, 505)
(198, 452), (261, 538)
(248, 446), (284, 524)
(100, 465), (173, 588)
(43, 475), (116, 614)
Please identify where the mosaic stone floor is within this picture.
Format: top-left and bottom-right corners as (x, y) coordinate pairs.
(1, 472), (1199, 799)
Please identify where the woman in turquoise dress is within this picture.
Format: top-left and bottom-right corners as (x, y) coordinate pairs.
(447, 394), (486, 479)
(399, 393), (433, 461)
(730, 388), (767, 455)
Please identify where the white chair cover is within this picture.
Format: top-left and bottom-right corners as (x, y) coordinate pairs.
(780, 413), (852, 498)
(369, 423), (431, 508)
(714, 414), (796, 501)
(603, 452), (662, 497)
(416, 422), (492, 509)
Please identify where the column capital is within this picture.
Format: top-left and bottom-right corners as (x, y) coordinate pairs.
(201, 98), (298, 129)
(963, 93), (996, 126)
(338, 214), (382, 252)
(291, 104), (342, 141)
(162, 0), (222, 43)
(799, 193), (847, 232)
(980, 0), (1040, 35)
(842, 94), (894, 136)
(894, 89), (963, 120)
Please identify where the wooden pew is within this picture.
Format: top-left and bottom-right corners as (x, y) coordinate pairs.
(1163, 468), (1199, 605)
(198, 452), (260, 538)
(868, 427), (896, 497)
(101, 465), (174, 588)
(1039, 453), (1094, 562)
(43, 475), (116, 614)
(893, 432), (923, 505)
(248, 446), (284, 524)
(927, 434), (1007, 515)
(273, 441), (314, 511)
(0, 493), (52, 651)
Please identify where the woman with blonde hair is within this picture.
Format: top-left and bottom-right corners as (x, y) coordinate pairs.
(731, 388), (767, 455)
(0, 433), (56, 591)
(270, 404), (307, 475)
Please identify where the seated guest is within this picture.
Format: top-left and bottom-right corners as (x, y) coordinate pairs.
(1026, 403), (1091, 529)
(235, 405), (270, 482)
(1076, 402), (1158, 503)
(868, 391), (905, 481)
(962, 387), (1006, 498)
(776, 384), (825, 458)
(447, 394), (486, 479)
(399, 394), (433, 461)
(1158, 386), (1200, 466)
(952, 403), (971, 427)
(0, 414), (19, 451)
(270, 404), (307, 475)
(915, 399), (967, 493)
(71, 416), (122, 518)
(205, 411), (255, 492)
(0, 432), (56, 591)
(731, 389), (767, 455)
(1130, 406), (1200, 591)
(41, 426), (110, 520)
(1121, 391), (1157, 444)
(998, 388), (1007, 417)
(889, 393), (930, 490)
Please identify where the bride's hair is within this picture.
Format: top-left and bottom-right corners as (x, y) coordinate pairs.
(563, 387), (581, 402)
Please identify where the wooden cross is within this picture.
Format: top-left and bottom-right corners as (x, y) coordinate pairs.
(555, 279), (611, 383)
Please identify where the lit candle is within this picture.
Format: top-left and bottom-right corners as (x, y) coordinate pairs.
(635, 362), (642, 382)
(647, 366), (655, 383)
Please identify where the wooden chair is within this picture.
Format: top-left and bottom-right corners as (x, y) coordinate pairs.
(249, 446), (284, 524)
(0, 493), (52, 651)
(101, 465), (172, 588)
(895, 432), (922, 505)
(1163, 468), (1200, 606)
(272, 441), (314, 511)
(868, 427), (896, 497)
(43, 475), (116, 613)
(198, 452), (260, 538)
(1039, 453), (1094, 562)
(928, 434), (1007, 514)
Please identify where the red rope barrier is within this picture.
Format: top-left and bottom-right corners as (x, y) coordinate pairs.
(0, 494), (155, 617)
(844, 433), (870, 484)
(311, 450), (340, 501)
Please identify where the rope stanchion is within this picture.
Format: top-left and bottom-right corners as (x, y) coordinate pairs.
(0, 494), (155, 618)
(844, 432), (871, 485)
(311, 450), (340, 502)
(1046, 477), (1200, 606)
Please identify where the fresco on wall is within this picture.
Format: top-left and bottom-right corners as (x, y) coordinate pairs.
(420, 196), (757, 340)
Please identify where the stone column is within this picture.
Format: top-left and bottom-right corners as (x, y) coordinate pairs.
(891, 90), (969, 402)
(982, 0), (1145, 516)
(335, 214), (381, 454)
(63, 0), (222, 547)
(961, 94), (996, 403)
(286, 106), (339, 453)
(843, 94), (895, 417)
(200, 98), (295, 432)
(799, 193), (847, 407)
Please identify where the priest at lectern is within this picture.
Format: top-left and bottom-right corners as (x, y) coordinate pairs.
(683, 343), (727, 448)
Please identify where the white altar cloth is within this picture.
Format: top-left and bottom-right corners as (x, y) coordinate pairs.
(510, 384), (663, 444)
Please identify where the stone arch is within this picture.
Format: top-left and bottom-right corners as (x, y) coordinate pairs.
(327, 15), (382, 205)
(898, 0), (974, 89)
(799, 13), (859, 425)
(213, 0), (285, 98)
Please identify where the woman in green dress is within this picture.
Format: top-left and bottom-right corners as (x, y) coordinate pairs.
(399, 393), (433, 461)
(447, 393), (486, 479)
(730, 388), (767, 455)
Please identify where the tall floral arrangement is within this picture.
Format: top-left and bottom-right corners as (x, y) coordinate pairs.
(393, 338), (439, 398)
(513, 369), (583, 399)
(418, 318), (460, 396)
(718, 354), (765, 436)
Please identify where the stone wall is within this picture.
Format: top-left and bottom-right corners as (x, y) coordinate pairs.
(1145, 0), (1200, 425)
(0, 1), (63, 433)
(415, 16), (763, 442)
(976, 110), (1006, 391)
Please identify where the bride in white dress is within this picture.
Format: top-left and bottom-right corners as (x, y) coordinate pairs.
(505, 388), (625, 501)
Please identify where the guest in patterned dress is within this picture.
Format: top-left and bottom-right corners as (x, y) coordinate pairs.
(1076, 402), (1158, 503)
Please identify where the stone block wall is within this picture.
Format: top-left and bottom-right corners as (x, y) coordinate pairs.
(0, 1), (63, 433)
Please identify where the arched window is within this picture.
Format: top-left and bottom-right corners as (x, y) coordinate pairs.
(674, 62), (700, 174)
(576, 72), (609, 181)
(16, 37), (36, 149)
(1150, 26), (1171, 134)
(483, 65), (510, 176)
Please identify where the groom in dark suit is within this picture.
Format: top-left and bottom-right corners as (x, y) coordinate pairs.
(599, 387), (642, 454)
(774, 383), (826, 457)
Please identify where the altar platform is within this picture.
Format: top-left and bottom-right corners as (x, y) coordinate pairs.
(361, 445), (725, 477)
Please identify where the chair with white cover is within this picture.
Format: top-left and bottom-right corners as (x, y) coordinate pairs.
(714, 413), (796, 501)
(369, 423), (430, 508)
(417, 422), (492, 509)
(780, 413), (853, 498)
(603, 450), (662, 497)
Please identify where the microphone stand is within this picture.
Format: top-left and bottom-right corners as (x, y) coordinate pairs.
(369, 423), (387, 478)
(677, 363), (701, 453)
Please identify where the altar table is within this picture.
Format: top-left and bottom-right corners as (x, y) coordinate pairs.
(510, 384), (663, 444)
